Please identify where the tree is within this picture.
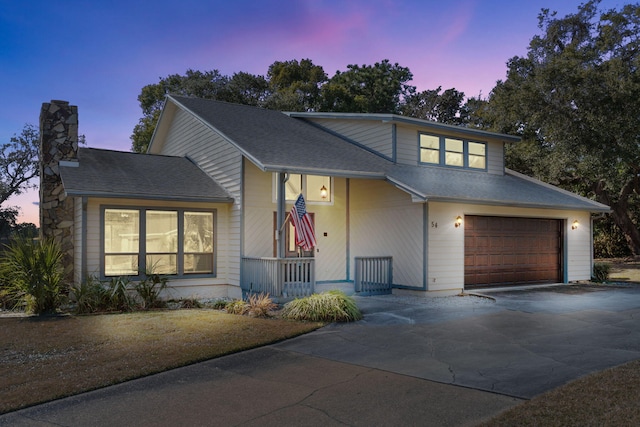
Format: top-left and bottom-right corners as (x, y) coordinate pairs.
(225, 72), (270, 107)
(0, 207), (18, 240)
(402, 87), (466, 124)
(131, 70), (230, 153)
(0, 124), (39, 207)
(265, 59), (327, 111)
(320, 60), (415, 113)
(484, 1), (640, 256)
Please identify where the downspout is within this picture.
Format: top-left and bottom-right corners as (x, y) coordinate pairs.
(423, 202), (428, 290)
(81, 196), (88, 281)
(346, 178), (350, 281)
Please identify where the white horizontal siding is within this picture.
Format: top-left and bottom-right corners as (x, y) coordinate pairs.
(395, 124), (418, 165)
(305, 118), (394, 159)
(154, 108), (242, 287)
(486, 141), (504, 175)
(350, 180), (423, 288)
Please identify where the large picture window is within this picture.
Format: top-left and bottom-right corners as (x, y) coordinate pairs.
(103, 208), (215, 277)
(419, 133), (487, 170)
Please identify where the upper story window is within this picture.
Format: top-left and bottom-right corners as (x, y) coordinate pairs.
(419, 133), (486, 170)
(276, 173), (332, 203)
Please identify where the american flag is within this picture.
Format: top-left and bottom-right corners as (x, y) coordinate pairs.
(291, 194), (317, 252)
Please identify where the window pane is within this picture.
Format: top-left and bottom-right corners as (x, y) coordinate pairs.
(105, 209), (139, 253)
(445, 138), (463, 153)
(105, 255), (138, 276)
(184, 212), (213, 252)
(146, 211), (177, 253)
(469, 142), (485, 156)
(184, 254), (213, 274)
(469, 155), (486, 169)
(420, 134), (439, 149)
(445, 138), (464, 166)
(445, 152), (464, 166)
(184, 212), (214, 274)
(468, 142), (486, 169)
(420, 148), (439, 164)
(146, 254), (177, 275)
(285, 174), (302, 201)
(306, 175), (331, 202)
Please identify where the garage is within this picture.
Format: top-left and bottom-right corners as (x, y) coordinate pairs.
(464, 216), (562, 288)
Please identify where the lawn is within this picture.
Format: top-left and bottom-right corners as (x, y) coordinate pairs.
(0, 309), (322, 414)
(603, 258), (640, 282)
(2, 264), (640, 424)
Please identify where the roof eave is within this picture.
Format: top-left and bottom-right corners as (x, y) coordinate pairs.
(64, 189), (234, 204)
(424, 195), (611, 212)
(286, 111), (521, 143)
(262, 164), (386, 179)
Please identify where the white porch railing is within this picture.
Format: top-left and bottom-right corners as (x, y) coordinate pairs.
(241, 257), (315, 300)
(354, 256), (393, 295)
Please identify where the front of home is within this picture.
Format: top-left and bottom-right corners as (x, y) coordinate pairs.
(40, 97), (609, 301)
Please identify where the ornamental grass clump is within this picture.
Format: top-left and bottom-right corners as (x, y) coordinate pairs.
(281, 290), (362, 322)
(225, 293), (278, 318)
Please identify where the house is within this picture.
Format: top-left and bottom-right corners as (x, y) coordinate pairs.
(39, 97), (610, 300)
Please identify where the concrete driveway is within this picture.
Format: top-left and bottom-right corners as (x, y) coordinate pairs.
(2, 283), (639, 426)
(279, 283), (640, 399)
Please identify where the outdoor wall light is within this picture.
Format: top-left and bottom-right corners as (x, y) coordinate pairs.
(320, 185), (328, 199)
(572, 220), (579, 230)
(455, 216), (463, 228)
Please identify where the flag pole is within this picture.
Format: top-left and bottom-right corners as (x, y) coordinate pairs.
(279, 212), (291, 233)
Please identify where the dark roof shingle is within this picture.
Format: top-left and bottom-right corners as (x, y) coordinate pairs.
(161, 96), (609, 212)
(60, 148), (233, 202)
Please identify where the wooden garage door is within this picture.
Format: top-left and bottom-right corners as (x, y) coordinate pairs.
(465, 216), (562, 288)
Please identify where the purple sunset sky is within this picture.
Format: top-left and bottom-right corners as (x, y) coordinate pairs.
(1, 0), (623, 224)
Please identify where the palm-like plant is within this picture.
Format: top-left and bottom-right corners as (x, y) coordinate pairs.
(0, 237), (65, 315)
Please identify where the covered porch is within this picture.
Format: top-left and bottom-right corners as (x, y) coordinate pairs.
(240, 256), (393, 301)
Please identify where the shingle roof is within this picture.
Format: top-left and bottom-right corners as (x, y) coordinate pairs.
(60, 147), (233, 203)
(386, 165), (609, 212)
(169, 95), (389, 177)
(163, 96), (609, 213)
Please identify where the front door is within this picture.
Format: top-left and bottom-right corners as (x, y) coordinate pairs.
(273, 212), (315, 258)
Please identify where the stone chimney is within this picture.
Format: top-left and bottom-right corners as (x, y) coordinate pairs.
(39, 100), (78, 281)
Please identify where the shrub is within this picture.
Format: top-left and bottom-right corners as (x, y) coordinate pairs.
(0, 237), (65, 315)
(281, 290), (362, 322)
(592, 262), (611, 282)
(105, 276), (135, 311)
(70, 276), (110, 314)
(133, 271), (169, 310)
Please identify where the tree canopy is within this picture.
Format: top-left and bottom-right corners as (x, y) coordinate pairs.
(0, 124), (39, 207)
(482, 0), (640, 256)
(131, 59), (468, 153)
